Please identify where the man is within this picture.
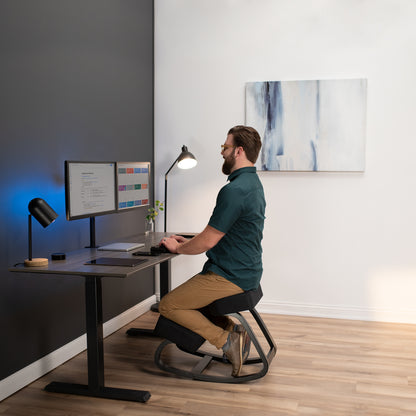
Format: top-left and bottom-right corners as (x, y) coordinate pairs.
(159, 125), (265, 377)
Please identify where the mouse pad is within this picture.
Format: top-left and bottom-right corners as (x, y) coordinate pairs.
(85, 257), (147, 267)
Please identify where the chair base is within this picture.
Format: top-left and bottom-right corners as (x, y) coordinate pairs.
(154, 310), (277, 383)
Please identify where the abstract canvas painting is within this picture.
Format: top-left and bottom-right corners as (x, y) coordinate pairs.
(245, 79), (367, 171)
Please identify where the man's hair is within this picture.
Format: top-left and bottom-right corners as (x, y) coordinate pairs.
(228, 125), (262, 164)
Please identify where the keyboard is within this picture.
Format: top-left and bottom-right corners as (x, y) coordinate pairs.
(132, 244), (170, 256)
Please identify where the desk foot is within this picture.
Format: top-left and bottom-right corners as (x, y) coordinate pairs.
(44, 381), (151, 403)
(150, 302), (159, 312)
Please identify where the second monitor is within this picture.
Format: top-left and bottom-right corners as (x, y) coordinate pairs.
(117, 162), (150, 211)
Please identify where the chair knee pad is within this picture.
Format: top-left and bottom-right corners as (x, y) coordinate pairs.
(154, 315), (205, 353)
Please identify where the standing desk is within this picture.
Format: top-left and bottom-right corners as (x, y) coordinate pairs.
(8, 232), (175, 403)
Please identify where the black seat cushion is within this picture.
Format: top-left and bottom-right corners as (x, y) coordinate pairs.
(208, 285), (263, 316)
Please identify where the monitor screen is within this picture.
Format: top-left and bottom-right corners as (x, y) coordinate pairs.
(65, 161), (117, 220)
(116, 161), (150, 211)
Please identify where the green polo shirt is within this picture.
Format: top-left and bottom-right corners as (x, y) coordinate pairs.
(201, 166), (265, 291)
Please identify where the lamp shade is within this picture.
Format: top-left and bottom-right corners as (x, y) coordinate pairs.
(177, 145), (197, 170)
(28, 198), (58, 228)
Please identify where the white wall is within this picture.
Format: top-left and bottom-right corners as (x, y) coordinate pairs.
(155, 0), (416, 323)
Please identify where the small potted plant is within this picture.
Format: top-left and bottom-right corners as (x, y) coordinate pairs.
(145, 200), (164, 234)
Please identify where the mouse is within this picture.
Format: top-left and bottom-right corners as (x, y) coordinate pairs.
(150, 244), (170, 255)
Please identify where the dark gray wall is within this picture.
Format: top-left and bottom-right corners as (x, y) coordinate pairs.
(0, 0), (154, 380)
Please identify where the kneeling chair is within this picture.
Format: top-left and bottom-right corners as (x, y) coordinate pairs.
(154, 285), (277, 383)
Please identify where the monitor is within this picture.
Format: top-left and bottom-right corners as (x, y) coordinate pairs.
(65, 161), (117, 220)
(116, 161), (150, 211)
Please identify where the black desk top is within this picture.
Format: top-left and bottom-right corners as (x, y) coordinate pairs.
(8, 232), (177, 278)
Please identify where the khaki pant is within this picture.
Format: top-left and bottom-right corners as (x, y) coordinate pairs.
(158, 271), (243, 349)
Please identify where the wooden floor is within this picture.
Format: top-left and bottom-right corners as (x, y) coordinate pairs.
(1, 311), (416, 415)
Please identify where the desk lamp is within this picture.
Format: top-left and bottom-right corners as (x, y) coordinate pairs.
(25, 198), (58, 267)
(164, 145), (197, 232)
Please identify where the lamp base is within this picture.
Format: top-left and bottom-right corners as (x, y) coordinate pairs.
(24, 258), (49, 267)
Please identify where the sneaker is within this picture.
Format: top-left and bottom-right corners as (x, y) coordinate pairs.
(223, 331), (243, 377)
(234, 325), (251, 362)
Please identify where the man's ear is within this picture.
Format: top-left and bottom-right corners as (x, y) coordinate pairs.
(235, 146), (244, 158)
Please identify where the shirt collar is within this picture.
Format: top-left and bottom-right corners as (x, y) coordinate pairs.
(227, 166), (256, 182)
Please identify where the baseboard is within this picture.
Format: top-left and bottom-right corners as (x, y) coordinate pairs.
(257, 299), (416, 324)
(0, 295), (156, 402)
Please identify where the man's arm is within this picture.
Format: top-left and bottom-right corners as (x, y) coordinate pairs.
(162, 225), (225, 254)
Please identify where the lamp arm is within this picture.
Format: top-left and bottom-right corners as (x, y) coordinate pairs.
(28, 214), (32, 261)
(164, 156), (180, 179)
(164, 156), (180, 233)
(164, 176), (168, 232)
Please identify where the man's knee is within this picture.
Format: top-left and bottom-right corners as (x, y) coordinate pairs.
(158, 295), (171, 318)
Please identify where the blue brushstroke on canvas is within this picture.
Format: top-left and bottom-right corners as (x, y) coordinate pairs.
(262, 82), (283, 170)
(314, 80), (320, 171)
(310, 140), (317, 171)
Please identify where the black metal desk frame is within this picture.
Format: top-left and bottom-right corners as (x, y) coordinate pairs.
(9, 232), (174, 403)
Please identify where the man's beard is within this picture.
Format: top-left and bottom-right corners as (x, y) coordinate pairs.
(222, 153), (236, 175)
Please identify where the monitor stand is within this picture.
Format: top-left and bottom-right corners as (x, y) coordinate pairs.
(86, 217), (98, 248)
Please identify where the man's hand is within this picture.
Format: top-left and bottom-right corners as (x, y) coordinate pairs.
(170, 235), (189, 244)
(160, 236), (181, 253)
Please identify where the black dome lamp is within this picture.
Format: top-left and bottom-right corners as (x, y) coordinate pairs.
(25, 198), (58, 267)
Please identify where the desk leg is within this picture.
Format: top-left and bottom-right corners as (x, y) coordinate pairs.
(85, 277), (104, 390)
(150, 259), (172, 312)
(159, 259), (171, 298)
(126, 259), (171, 337)
(45, 276), (151, 402)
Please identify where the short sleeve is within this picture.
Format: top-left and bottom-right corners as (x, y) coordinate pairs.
(208, 185), (243, 233)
